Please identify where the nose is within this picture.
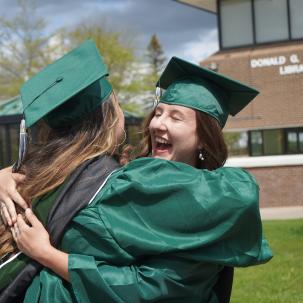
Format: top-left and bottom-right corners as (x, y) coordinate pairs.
(152, 116), (167, 132)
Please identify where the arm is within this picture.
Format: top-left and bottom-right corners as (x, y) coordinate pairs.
(67, 254), (199, 303)
(13, 210), (196, 303)
(99, 158), (273, 267)
(0, 166), (27, 225)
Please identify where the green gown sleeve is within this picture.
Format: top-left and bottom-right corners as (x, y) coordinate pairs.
(97, 157), (272, 266)
(68, 254), (218, 303)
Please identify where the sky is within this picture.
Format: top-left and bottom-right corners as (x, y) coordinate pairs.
(0, 0), (219, 64)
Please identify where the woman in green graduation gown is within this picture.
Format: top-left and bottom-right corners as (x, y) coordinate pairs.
(0, 50), (272, 302)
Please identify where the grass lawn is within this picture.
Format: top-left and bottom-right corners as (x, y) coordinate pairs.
(231, 219), (303, 303)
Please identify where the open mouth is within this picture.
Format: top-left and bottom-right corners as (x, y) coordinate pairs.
(154, 137), (172, 151)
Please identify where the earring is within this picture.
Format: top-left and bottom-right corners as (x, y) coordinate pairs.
(198, 150), (204, 161)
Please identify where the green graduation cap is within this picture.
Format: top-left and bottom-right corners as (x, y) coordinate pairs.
(21, 39), (112, 128)
(13, 40), (112, 173)
(156, 56), (259, 127)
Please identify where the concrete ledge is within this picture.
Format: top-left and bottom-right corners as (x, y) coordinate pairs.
(260, 206), (303, 220)
(225, 154), (303, 168)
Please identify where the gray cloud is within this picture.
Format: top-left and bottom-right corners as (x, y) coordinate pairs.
(0, 0), (217, 62)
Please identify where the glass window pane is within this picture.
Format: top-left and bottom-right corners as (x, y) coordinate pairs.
(125, 125), (141, 146)
(299, 132), (303, 152)
(9, 124), (19, 165)
(0, 125), (5, 168)
(224, 131), (249, 157)
(220, 0), (253, 48)
(263, 129), (284, 155)
(251, 131), (263, 156)
(254, 0), (289, 43)
(287, 131), (298, 153)
(290, 0), (303, 39)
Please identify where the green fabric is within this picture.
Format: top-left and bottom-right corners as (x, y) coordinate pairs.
(0, 186), (62, 290)
(23, 158), (272, 303)
(158, 56), (259, 127)
(21, 40), (112, 128)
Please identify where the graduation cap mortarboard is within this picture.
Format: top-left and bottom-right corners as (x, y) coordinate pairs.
(21, 39), (112, 128)
(13, 40), (112, 172)
(156, 56), (259, 127)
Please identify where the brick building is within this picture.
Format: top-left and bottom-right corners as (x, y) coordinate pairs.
(176, 0), (303, 207)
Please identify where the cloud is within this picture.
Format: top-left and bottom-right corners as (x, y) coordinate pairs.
(180, 28), (219, 63)
(0, 0), (218, 62)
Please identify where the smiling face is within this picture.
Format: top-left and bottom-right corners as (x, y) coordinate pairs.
(149, 103), (201, 167)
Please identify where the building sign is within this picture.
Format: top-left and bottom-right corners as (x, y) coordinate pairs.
(250, 54), (303, 76)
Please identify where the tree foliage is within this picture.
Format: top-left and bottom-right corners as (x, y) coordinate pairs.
(0, 1), (166, 117)
(67, 24), (136, 93)
(0, 1), (139, 103)
(134, 34), (166, 112)
(0, 0), (52, 98)
(147, 34), (166, 76)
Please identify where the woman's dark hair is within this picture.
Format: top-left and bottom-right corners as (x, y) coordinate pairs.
(195, 110), (228, 170)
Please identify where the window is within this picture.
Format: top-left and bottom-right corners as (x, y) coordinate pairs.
(0, 125), (5, 168)
(299, 132), (303, 151)
(254, 0), (288, 43)
(219, 0), (301, 49)
(9, 124), (19, 164)
(286, 129), (303, 154)
(0, 123), (21, 168)
(289, 0), (303, 39)
(263, 129), (284, 155)
(250, 130), (263, 156)
(287, 131), (298, 153)
(245, 128), (303, 156)
(220, 0), (253, 48)
(224, 131), (249, 157)
(223, 128), (303, 157)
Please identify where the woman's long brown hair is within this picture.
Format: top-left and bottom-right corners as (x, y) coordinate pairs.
(134, 107), (228, 170)
(0, 93), (122, 259)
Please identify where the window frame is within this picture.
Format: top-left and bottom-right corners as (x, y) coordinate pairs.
(218, 0), (302, 50)
(246, 127), (303, 156)
(285, 128), (303, 154)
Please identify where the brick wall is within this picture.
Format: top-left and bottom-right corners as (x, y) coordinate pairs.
(247, 165), (303, 207)
(202, 41), (303, 131)
(202, 42), (303, 208)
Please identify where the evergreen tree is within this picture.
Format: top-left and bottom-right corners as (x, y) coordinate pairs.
(147, 34), (166, 76)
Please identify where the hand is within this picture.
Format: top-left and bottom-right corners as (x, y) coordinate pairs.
(12, 208), (70, 281)
(12, 208), (52, 262)
(0, 166), (27, 226)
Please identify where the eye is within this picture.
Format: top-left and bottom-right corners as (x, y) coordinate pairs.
(171, 115), (182, 121)
(154, 111), (162, 117)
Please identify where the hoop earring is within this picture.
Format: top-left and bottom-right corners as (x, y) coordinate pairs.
(198, 150), (205, 161)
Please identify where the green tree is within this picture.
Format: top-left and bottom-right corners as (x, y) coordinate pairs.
(68, 24), (136, 93)
(0, 0), (53, 99)
(67, 23), (146, 115)
(147, 34), (166, 77)
(137, 34), (166, 112)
